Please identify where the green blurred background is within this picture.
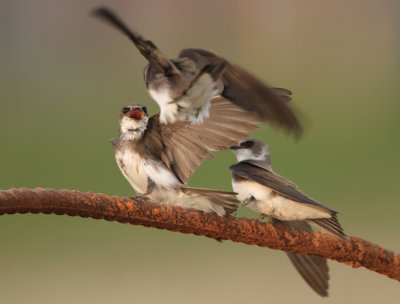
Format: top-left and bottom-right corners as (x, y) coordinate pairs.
(1, 0), (399, 303)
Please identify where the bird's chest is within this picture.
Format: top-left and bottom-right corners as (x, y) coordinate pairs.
(232, 178), (272, 202)
(115, 149), (149, 194)
(232, 178), (287, 217)
(115, 148), (180, 194)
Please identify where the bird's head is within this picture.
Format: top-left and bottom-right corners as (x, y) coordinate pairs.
(230, 138), (271, 163)
(119, 104), (149, 140)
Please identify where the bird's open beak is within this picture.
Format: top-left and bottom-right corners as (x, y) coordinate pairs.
(129, 109), (145, 120)
(230, 145), (241, 150)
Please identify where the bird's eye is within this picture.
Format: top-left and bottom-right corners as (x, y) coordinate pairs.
(142, 106), (147, 114)
(122, 107), (130, 114)
(242, 141), (254, 148)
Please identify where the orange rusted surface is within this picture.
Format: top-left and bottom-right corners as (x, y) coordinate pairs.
(0, 187), (399, 281)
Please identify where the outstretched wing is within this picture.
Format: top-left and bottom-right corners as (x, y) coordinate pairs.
(270, 218), (329, 297)
(179, 49), (301, 135)
(93, 7), (179, 76)
(144, 97), (260, 184)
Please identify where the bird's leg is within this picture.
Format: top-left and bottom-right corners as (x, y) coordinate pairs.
(234, 195), (254, 216)
(238, 195), (253, 208)
(257, 214), (268, 221)
(131, 179), (155, 201)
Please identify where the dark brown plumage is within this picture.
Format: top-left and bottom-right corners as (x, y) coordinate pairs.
(179, 49), (300, 133)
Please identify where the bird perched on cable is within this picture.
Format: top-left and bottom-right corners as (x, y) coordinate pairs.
(111, 97), (261, 216)
(229, 138), (346, 296)
(92, 7), (301, 135)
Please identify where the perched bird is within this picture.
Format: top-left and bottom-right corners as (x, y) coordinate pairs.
(229, 138), (346, 296)
(230, 139), (345, 237)
(92, 7), (301, 134)
(111, 97), (260, 215)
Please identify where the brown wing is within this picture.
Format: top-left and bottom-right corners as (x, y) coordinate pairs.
(144, 97), (260, 184)
(179, 49), (301, 136)
(270, 218), (329, 297)
(230, 162), (335, 211)
(93, 7), (180, 76)
(307, 215), (345, 239)
(230, 162), (346, 238)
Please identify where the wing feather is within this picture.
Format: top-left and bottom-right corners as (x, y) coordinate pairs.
(230, 162), (346, 238)
(145, 97), (260, 184)
(179, 49), (301, 135)
(270, 218), (329, 297)
(308, 215), (346, 239)
(180, 186), (239, 215)
(230, 162), (335, 211)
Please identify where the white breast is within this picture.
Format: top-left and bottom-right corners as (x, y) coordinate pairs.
(233, 179), (271, 202)
(148, 88), (179, 124)
(233, 179), (331, 221)
(115, 149), (180, 195)
(115, 150), (148, 194)
(149, 73), (220, 125)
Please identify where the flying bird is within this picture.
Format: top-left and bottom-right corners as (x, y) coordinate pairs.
(111, 97), (260, 215)
(92, 7), (301, 135)
(229, 138), (346, 296)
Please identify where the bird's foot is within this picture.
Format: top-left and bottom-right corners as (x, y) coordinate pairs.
(132, 190), (153, 202)
(238, 195), (253, 208)
(257, 214), (268, 221)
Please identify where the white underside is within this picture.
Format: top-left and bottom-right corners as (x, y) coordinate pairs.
(149, 188), (226, 216)
(148, 73), (220, 125)
(148, 88), (178, 125)
(115, 147), (226, 215)
(232, 180), (330, 221)
(115, 149), (180, 195)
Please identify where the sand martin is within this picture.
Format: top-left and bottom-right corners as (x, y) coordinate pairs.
(111, 97), (260, 215)
(93, 7), (301, 134)
(230, 138), (346, 296)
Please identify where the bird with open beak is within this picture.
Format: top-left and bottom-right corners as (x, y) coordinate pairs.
(111, 97), (261, 216)
(92, 7), (301, 135)
(229, 138), (346, 296)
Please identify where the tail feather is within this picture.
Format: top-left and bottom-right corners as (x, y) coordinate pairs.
(287, 252), (329, 297)
(307, 214), (346, 239)
(180, 186), (238, 215)
(177, 186), (236, 196)
(271, 218), (329, 297)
